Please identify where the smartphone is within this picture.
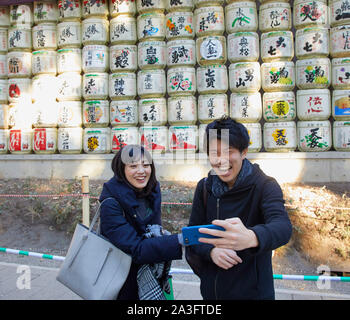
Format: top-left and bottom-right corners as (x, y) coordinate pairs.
(182, 224), (225, 246)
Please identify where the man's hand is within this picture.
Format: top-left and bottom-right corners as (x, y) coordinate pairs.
(210, 247), (242, 270)
(199, 218), (259, 251)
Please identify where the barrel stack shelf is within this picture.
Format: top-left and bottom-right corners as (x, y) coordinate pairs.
(0, 0), (349, 182)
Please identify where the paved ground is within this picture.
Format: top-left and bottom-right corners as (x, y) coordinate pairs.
(1, 261), (350, 300)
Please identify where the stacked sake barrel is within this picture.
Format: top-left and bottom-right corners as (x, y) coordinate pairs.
(260, 0), (296, 152)
(31, 1), (59, 154)
(136, 0), (168, 153)
(0, 6), (9, 154)
(81, 0), (111, 154)
(294, 0), (332, 152)
(330, 0), (350, 151)
(109, 0), (139, 153)
(195, 0), (226, 152)
(166, 0), (198, 153)
(227, 0), (261, 152)
(7, 3), (33, 154)
(56, 0), (83, 154)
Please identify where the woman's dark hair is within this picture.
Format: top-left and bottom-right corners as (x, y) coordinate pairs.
(111, 144), (157, 197)
(204, 115), (250, 154)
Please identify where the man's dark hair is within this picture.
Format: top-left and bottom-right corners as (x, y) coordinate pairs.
(111, 144), (157, 197)
(204, 116), (250, 154)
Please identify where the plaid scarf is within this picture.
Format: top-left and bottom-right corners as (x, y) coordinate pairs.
(137, 225), (172, 300)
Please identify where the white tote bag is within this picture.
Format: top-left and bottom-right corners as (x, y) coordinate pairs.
(56, 198), (132, 300)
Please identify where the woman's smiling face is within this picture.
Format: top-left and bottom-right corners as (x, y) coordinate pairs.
(124, 158), (152, 190)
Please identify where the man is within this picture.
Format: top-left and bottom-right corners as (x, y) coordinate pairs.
(185, 116), (292, 300)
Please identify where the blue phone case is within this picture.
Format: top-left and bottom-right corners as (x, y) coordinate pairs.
(182, 224), (225, 246)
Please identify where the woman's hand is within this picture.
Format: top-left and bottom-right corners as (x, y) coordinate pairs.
(210, 247), (242, 270)
(199, 218), (259, 251)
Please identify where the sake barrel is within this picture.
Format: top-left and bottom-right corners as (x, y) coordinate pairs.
(0, 79), (7, 103)
(110, 44), (137, 72)
(109, 72), (137, 100)
(167, 67), (196, 96)
(197, 64), (228, 94)
(138, 40), (166, 69)
(137, 12), (165, 42)
(167, 39), (195, 67)
(110, 15), (137, 45)
(110, 99), (138, 126)
(293, 0), (329, 29)
(58, 127), (83, 153)
(264, 121), (297, 152)
(32, 100), (59, 128)
(198, 123), (207, 153)
(57, 48), (82, 74)
(8, 102), (33, 128)
(194, 6), (225, 37)
(261, 61), (295, 91)
(137, 0), (165, 13)
(332, 89), (350, 120)
(57, 72), (82, 101)
(295, 27), (329, 59)
(57, 21), (81, 48)
(8, 25), (32, 52)
(227, 32), (259, 63)
(332, 58), (350, 89)
(33, 127), (57, 154)
(259, 1), (291, 33)
(10, 4), (33, 26)
(37, 20), (60, 45)
(83, 72), (109, 100)
(263, 91), (296, 122)
(333, 120), (350, 151)
(225, 2), (258, 33)
(139, 125), (168, 153)
(0, 104), (8, 129)
(33, 1), (58, 24)
(229, 62), (261, 93)
(82, 45), (109, 73)
(82, 0), (109, 18)
(165, 0), (193, 12)
(137, 69), (166, 98)
(32, 74), (57, 102)
(58, 0), (81, 21)
(0, 28), (7, 52)
(198, 93), (228, 123)
(111, 126), (139, 152)
(330, 0), (350, 27)
(138, 97), (167, 126)
(7, 51), (32, 78)
(109, 0), (136, 17)
(168, 95), (197, 125)
(57, 101), (83, 127)
(196, 35), (226, 66)
(297, 120), (332, 151)
(165, 11), (194, 40)
(230, 91), (262, 122)
(8, 128), (32, 154)
(83, 100), (110, 127)
(83, 127), (111, 154)
(0, 54), (6, 79)
(169, 125), (198, 152)
(297, 89), (331, 120)
(82, 17), (109, 45)
(32, 50), (57, 75)
(0, 6), (10, 27)
(261, 31), (294, 62)
(8, 78), (32, 103)
(330, 25), (350, 58)
(0, 129), (8, 153)
(194, 0), (224, 8)
(296, 57), (331, 89)
(243, 122), (262, 152)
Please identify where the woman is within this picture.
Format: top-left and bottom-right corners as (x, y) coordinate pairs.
(99, 144), (183, 300)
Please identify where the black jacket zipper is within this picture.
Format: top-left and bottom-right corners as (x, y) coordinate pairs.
(214, 197), (220, 300)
